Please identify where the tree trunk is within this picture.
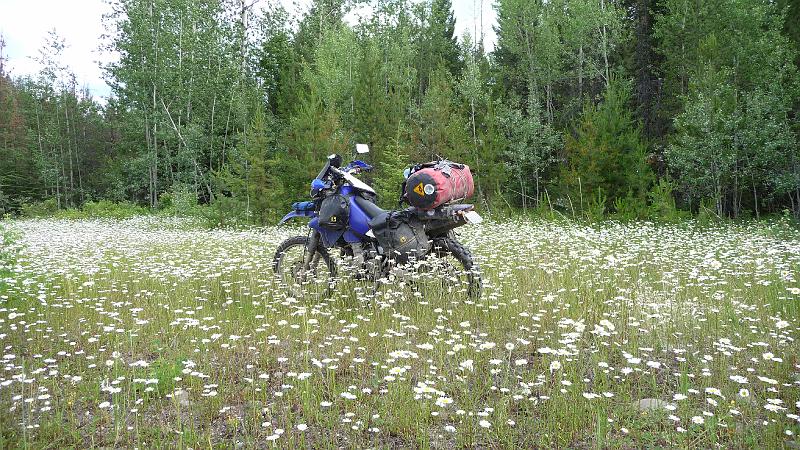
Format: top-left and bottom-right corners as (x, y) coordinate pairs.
(578, 45), (584, 100)
(600, 0), (611, 87)
(152, 84), (159, 209)
(55, 101), (67, 209)
(752, 180), (759, 220)
(633, 0), (657, 137)
(64, 95), (75, 206)
(78, 120), (85, 203)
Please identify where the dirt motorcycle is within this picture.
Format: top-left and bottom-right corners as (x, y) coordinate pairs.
(273, 144), (482, 299)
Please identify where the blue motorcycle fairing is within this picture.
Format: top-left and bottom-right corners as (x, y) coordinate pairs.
(292, 201), (316, 211)
(340, 186), (371, 236)
(309, 217), (345, 247)
(343, 229), (363, 243)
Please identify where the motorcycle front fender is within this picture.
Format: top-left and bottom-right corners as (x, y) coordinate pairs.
(279, 210), (315, 225)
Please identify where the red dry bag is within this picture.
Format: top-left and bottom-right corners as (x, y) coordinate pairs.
(404, 161), (474, 210)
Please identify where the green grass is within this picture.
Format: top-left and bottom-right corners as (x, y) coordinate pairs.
(0, 217), (798, 448)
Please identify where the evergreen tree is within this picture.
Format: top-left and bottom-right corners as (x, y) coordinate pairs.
(415, 66), (468, 161)
(562, 79), (654, 212)
(415, 0), (461, 98)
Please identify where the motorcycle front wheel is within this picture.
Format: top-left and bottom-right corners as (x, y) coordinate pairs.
(272, 235), (337, 298)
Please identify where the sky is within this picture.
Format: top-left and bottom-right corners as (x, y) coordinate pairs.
(0, 0), (497, 101)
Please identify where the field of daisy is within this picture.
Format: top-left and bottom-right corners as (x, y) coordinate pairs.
(0, 216), (798, 448)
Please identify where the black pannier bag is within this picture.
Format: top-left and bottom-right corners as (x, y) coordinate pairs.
(319, 194), (349, 230)
(368, 211), (430, 263)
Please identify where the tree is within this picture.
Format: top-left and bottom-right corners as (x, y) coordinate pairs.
(624, 0), (664, 138)
(658, 0), (800, 216)
(302, 24), (362, 123)
(414, 0), (461, 98)
(563, 79), (653, 212)
(256, 5), (301, 117)
(458, 35), (489, 199)
(414, 66), (468, 162)
(494, 0), (625, 126)
(105, 0), (259, 207)
(293, 0), (348, 64)
(0, 37), (38, 212)
(497, 97), (562, 209)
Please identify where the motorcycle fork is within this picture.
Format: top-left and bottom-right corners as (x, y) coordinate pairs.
(304, 230), (322, 269)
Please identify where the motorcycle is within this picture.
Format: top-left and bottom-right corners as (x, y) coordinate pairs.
(273, 145), (482, 299)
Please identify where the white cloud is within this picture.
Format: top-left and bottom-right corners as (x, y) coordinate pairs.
(0, 0), (114, 98)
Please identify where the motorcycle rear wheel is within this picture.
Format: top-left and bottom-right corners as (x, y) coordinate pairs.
(412, 237), (482, 300)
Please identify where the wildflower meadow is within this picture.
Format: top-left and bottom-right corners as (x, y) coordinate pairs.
(0, 217), (798, 448)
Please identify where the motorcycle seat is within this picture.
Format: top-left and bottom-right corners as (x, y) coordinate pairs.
(354, 195), (387, 219)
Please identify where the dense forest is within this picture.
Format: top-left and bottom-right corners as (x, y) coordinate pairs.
(1, 0), (799, 223)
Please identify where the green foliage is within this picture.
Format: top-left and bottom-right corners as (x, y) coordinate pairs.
(647, 179), (688, 222)
(303, 24), (361, 119)
(0, 0), (798, 222)
(256, 6), (301, 117)
(213, 104), (282, 225)
(414, 66), (468, 161)
(203, 195), (247, 229)
(658, 0), (800, 218)
(78, 200), (148, 219)
(20, 199), (59, 218)
(372, 142), (410, 209)
(697, 198), (724, 225)
(414, 0), (461, 96)
(562, 79), (654, 213)
(0, 223), (18, 299)
(20, 199), (147, 219)
(495, 0), (626, 126)
(160, 183), (200, 217)
(612, 193), (649, 222)
(583, 189), (608, 222)
(496, 98), (562, 210)
(758, 209), (800, 240)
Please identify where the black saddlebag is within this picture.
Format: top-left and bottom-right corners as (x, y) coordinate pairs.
(319, 194), (349, 230)
(368, 211), (430, 263)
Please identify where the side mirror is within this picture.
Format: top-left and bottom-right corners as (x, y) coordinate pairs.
(356, 144), (370, 154)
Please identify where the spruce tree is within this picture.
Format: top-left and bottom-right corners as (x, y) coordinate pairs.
(563, 79), (653, 212)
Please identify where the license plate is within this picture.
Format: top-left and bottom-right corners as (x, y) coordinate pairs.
(463, 211), (483, 224)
